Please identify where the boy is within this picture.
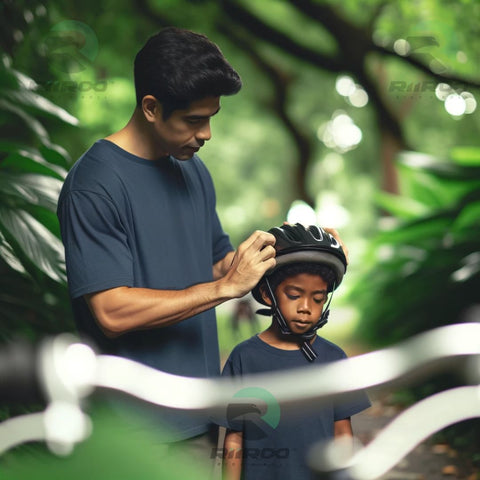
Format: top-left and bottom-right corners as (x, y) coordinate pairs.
(222, 223), (370, 480)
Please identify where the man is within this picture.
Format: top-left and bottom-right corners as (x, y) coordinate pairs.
(57, 26), (276, 457)
(57, 27), (346, 471)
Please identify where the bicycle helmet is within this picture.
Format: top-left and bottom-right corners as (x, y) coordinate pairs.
(252, 223), (347, 362)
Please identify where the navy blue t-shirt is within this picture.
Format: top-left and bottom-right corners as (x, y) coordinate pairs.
(57, 139), (233, 440)
(222, 335), (371, 480)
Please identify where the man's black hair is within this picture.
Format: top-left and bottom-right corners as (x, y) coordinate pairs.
(267, 263), (336, 298)
(134, 27), (242, 119)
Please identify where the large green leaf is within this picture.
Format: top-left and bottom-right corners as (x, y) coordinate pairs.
(0, 172), (63, 212)
(0, 98), (50, 144)
(39, 144), (71, 170)
(0, 207), (66, 283)
(375, 191), (429, 219)
(0, 231), (26, 275)
(5, 90), (78, 126)
(453, 201), (480, 231)
(0, 148), (66, 180)
(374, 214), (451, 246)
(450, 146), (480, 166)
(398, 151), (480, 181)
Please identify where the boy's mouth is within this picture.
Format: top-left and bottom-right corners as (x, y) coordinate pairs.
(292, 320), (311, 327)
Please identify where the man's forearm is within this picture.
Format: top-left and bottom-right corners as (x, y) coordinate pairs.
(212, 250), (235, 280)
(86, 280), (232, 337)
(87, 230), (276, 337)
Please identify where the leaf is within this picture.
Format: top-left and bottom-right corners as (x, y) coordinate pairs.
(375, 214), (450, 246)
(397, 151), (480, 181)
(0, 98), (50, 144)
(375, 191), (428, 219)
(453, 201), (480, 231)
(1, 151), (66, 180)
(39, 144), (71, 169)
(0, 61), (30, 90)
(0, 207), (66, 283)
(0, 172), (63, 212)
(4, 90), (78, 126)
(450, 146), (480, 166)
(0, 231), (26, 275)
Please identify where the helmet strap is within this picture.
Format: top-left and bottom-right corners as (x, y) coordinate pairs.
(264, 277), (291, 336)
(263, 278), (336, 362)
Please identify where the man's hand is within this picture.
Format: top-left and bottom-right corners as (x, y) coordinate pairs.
(281, 222), (349, 264)
(219, 230), (276, 299)
(324, 227), (349, 264)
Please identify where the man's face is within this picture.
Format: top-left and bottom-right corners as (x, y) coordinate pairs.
(153, 96), (221, 160)
(274, 273), (328, 335)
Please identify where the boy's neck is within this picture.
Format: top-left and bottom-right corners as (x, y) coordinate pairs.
(258, 323), (315, 351)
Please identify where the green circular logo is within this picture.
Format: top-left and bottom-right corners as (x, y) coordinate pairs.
(227, 387), (280, 440)
(44, 20), (98, 74)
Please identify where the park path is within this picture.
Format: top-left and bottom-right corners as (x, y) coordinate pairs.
(352, 393), (478, 480)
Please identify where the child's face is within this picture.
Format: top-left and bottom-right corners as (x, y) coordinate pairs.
(270, 273), (328, 335)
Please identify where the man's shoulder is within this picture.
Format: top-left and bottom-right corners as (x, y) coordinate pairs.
(62, 140), (127, 193)
(72, 139), (119, 169)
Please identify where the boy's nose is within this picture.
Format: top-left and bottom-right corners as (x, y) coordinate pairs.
(298, 299), (312, 314)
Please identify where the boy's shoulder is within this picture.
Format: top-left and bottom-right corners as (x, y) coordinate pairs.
(227, 335), (261, 357)
(313, 335), (348, 361)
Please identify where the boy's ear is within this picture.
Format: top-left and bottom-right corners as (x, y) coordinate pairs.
(259, 284), (273, 306)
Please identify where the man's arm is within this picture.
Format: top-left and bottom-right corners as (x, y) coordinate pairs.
(213, 250), (235, 280)
(86, 230), (275, 337)
(223, 430), (243, 480)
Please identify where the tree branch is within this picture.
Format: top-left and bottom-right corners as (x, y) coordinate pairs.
(221, 0), (344, 73)
(374, 44), (480, 90)
(216, 20), (315, 206)
(133, 0), (171, 27)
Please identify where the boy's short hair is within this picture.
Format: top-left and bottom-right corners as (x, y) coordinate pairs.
(267, 262), (336, 297)
(134, 27), (242, 118)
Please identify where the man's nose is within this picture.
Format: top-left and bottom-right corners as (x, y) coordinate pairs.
(196, 121), (212, 141)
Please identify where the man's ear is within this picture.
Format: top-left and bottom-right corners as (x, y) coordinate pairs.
(142, 95), (161, 123)
(259, 284), (273, 306)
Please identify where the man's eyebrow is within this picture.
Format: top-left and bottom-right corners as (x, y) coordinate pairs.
(185, 106), (221, 120)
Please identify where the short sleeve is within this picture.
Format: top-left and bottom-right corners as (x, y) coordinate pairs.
(58, 190), (134, 298)
(211, 210), (233, 264)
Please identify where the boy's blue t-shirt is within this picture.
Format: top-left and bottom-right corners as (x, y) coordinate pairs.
(222, 335), (371, 480)
(57, 139), (233, 440)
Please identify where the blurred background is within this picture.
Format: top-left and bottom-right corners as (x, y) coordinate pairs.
(1, 0), (479, 477)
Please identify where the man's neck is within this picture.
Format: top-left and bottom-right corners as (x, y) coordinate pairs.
(105, 109), (168, 161)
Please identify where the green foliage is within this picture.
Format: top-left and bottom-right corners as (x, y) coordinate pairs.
(1, 401), (210, 480)
(351, 148), (480, 347)
(0, 58), (76, 341)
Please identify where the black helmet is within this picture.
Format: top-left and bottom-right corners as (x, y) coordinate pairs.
(252, 223), (347, 306)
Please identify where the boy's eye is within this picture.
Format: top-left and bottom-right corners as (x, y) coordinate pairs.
(314, 297), (326, 304)
(286, 293), (299, 300)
